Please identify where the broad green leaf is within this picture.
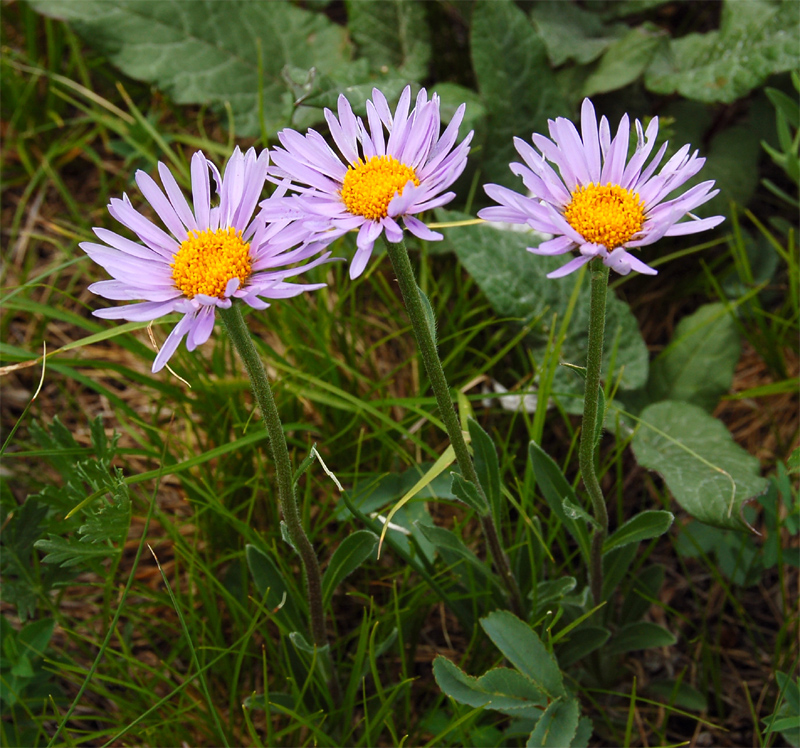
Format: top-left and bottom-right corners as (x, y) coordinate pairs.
(648, 304), (741, 411)
(530, 2), (626, 66)
(30, 0), (353, 136)
(526, 697), (580, 747)
(583, 25), (666, 97)
(431, 82), (486, 132)
(433, 658), (548, 719)
(644, 0), (800, 103)
(606, 621), (676, 654)
(17, 619), (55, 659)
(632, 401), (769, 530)
(598, 0), (673, 17)
(321, 531), (378, 608)
(470, 0), (569, 188)
(603, 510), (674, 553)
(480, 610), (565, 697)
(345, 0), (431, 81)
(450, 473), (489, 515)
(571, 717), (594, 748)
(528, 441), (591, 563)
(556, 626), (611, 668)
(467, 418), (501, 520)
(532, 577), (577, 614)
(442, 211), (649, 395)
(245, 544), (305, 631)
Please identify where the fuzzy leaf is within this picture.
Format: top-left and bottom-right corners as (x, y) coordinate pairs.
(526, 697), (581, 747)
(603, 510), (674, 553)
(433, 658), (548, 719)
(632, 401), (769, 531)
(467, 418), (501, 519)
(470, 0), (569, 188)
(645, 0), (800, 103)
(345, 0), (431, 81)
(647, 303), (741, 412)
(450, 473), (489, 514)
(30, 0), (353, 136)
(480, 610), (565, 697)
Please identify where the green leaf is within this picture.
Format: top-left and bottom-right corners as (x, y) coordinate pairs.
(530, 2), (626, 66)
(561, 363), (606, 449)
(583, 25), (666, 97)
(602, 543), (639, 602)
(431, 82), (486, 132)
(632, 401), (769, 531)
(433, 658), (548, 719)
(245, 544), (305, 631)
(528, 441), (591, 563)
(562, 497), (601, 530)
(321, 530), (378, 608)
(556, 626), (611, 668)
(30, 0), (353, 136)
(648, 303), (741, 411)
(34, 535), (114, 567)
(644, 0), (800, 103)
(467, 418), (501, 520)
(603, 510), (674, 553)
(417, 285), (438, 347)
(450, 473), (489, 515)
(480, 610), (565, 698)
(646, 679), (708, 712)
(345, 0), (431, 81)
(526, 698), (580, 747)
(621, 564), (665, 623)
(470, 0), (569, 188)
(442, 211), (649, 396)
(606, 621), (676, 654)
(413, 522), (501, 590)
(17, 619), (55, 660)
(78, 482), (131, 546)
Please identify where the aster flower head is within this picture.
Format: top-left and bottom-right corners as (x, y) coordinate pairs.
(263, 85), (473, 279)
(82, 147), (333, 372)
(478, 98), (725, 278)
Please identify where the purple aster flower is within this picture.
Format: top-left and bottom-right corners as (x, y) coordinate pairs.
(261, 85), (473, 279)
(478, 98), (725, 278)
(81, 147), (333, 372)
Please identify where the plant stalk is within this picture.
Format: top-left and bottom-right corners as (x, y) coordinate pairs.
(383, 236), (524, 617)
(219, 304), (328, 648)
(579, 259), (610, 607)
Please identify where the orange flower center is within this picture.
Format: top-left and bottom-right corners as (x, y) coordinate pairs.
(171, 227), (252, 299)
(564, 183), (645, 249)
(341, 155), (420, 220)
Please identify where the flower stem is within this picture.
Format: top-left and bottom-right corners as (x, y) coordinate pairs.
(219, 304), (328, 649)
(579, 259), (610, 607)
(383, 236), (523, 617)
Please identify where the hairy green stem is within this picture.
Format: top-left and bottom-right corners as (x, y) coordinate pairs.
(219, 304), (328, 648)
(383, 236), (523, 616)
(579, 260), (610, 607)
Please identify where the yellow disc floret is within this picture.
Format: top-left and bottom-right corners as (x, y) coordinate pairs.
(341, 155), (420, 220)
(171, 227), (252, 299)
(564, 183), (645, 249)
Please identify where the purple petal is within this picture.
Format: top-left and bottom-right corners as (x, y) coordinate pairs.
(153, 310), (196, 372)
(546, 255), (592, 278)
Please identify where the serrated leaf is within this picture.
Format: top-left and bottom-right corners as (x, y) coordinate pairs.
(470, 0), (569, 188)
(450, 473), (489, 514)
(647, 303), (741, 411)
(526, 697), (580, 747)
(433, 658), (548, 719)
(632, 401), (769, 531)
(442, 211), (649, 395)
(530, 2), (626, 67)
(644, 0), (800, 103)
(528, 441), (591, 563)
(480, 610), (565, 697)
(467, 418), (500, 520)
(78, 482), (130, 546)
(345, 0), (431, 81)
(583, 25), (666, 97)
(30, 0), (353, 136)
(606, 621), (676, 653)
(321, 530), (377, 608)
(603, 510), (674, 553)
